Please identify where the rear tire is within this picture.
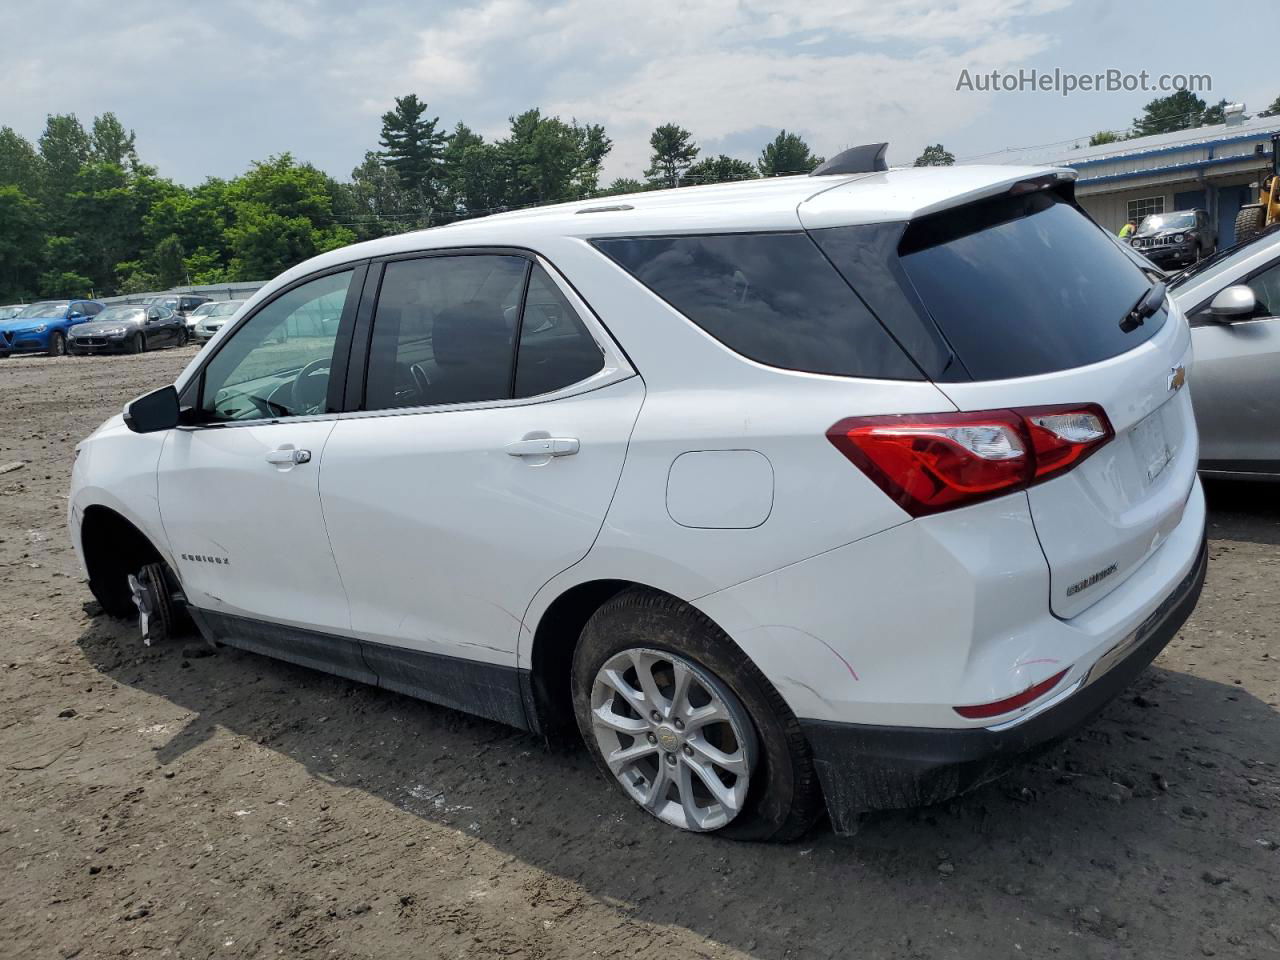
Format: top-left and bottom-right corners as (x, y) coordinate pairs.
(572, 588), (822, 842)
(46, 331), (66, 357)
(1235, 204), (1266, 245)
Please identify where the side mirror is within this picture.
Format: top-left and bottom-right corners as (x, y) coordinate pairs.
(123, 385), (180, 434)
(1208, 285), (1257, 320)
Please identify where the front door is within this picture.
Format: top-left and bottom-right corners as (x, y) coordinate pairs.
(1191, 255), (1280, 472)
(158, 267), (370, 678)
(146, 308), (178, 346)
(318, 253), (643, 724)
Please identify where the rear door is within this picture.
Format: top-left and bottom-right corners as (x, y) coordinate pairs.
(318, 251), (642, 722)
(810, 188), (1198, 619)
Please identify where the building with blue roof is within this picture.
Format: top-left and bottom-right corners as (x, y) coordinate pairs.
(971, 104), (1280, 246)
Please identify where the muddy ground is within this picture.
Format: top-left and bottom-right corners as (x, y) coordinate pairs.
(0, 347), (1276, 960)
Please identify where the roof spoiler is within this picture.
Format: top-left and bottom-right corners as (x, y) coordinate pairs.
(810, 142), (888, 176)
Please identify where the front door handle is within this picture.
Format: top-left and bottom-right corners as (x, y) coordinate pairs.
(265, 447), (311, 466)
(505, 437), (579, 458)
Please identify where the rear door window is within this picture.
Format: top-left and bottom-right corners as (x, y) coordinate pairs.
(364, 254), (528, 410)
(592, 233), (920, 379)
(514, 265), (604, 398)
(895, 192), (1161, 380)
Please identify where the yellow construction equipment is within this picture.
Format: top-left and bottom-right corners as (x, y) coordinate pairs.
(1234, 132), (1280, 243)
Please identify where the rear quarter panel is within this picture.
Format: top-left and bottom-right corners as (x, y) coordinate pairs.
(517, 235), (958, 667)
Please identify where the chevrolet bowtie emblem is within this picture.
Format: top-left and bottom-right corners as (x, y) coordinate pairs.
(1168, 364), (1186, 392)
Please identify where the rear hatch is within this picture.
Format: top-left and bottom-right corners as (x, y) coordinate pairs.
(810, 184), (1197, 618)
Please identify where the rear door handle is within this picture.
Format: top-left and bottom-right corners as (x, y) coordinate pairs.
(505, 437), (579, 458)
(265, 447), (311, 465)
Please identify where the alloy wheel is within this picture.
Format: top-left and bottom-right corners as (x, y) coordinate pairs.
(588, 647), (757, 832)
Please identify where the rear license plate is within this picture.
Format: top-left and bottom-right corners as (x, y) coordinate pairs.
(1131, 409), (1173, 483)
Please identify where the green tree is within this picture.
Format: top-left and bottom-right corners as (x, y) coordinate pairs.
(913, 143), (956, 166)
(440, 125), (506, 217)
(38, 114), (92, 226)
(0, 127), (44, 195)
(0, 185), (44, 301)
(142, 176), (233, 279)
(66, 162), (146, 291)
(90, 112), (138, 170)
(336, 151), (411, 239)
(645, 124), (699, 187)
(39, 269), (94, 298)
(379, 94), (448, 217)
(498, 110), (613, 207)
(1261, 95), (1280, 118)
(1089, 130), (1121, 146)
(598, 177), (646, 196)
(116, 267), (161, 294)
(153, 235), (189, 287)
(223, 154), (355, 279)
(682, 154), (757, 185)
(1132, 90), (1207, 137)
(757, 130), (823, 176)
(575, 122), (612, 196)
(1201, 99), (1241, 126)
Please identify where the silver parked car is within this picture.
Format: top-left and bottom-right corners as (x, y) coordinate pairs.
(192, 299), (245, 343)
(1170, 225), (1280, 480)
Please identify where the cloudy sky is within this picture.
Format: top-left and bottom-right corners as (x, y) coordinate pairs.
(2, 0), (1275, 185)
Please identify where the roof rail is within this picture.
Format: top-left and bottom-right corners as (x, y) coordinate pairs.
(810, 142), (888, 176)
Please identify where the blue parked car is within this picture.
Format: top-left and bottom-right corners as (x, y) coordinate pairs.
(0, 299), (105, 357)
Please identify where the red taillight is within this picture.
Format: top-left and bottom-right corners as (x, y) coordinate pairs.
(953, 668), (1070, 719)
(1022, 405), (1115, 481)
(827, 404), (1112, 517)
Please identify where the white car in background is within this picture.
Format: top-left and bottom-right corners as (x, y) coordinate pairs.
(190, 299), (246, 343)
(68, 147), (1206, 841)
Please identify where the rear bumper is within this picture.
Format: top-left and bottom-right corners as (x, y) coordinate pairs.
(801, 536), (1207, 832)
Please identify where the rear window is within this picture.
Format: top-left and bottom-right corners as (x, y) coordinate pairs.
(592, 233), (920, 380)
(896, 192), (1161, 380)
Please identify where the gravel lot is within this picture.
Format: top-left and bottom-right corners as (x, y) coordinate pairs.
(1, 348), (1277, 960)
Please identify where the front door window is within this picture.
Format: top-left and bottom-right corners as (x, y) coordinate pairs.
(199, 270), (353, 421)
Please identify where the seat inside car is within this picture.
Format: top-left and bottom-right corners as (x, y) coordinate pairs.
(416, 300), (514, 405)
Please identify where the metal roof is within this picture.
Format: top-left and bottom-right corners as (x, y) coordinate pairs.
(967, 113), (1280, 169)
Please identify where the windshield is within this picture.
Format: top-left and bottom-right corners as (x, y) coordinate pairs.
(0, 306), (24, 320)
(189, 303), (215, 318)
(16, 301), (69, 319)
(209, 301), (243, 316)
(1137, 212), (1196, 235)
(96, 306), (145, 323)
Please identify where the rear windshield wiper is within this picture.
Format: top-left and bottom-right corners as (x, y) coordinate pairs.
(1120, 280), (1166, 333)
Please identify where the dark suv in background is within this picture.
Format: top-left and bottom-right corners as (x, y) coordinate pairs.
(143, 293), (211, 319)
(1130, 209), (1216, 267)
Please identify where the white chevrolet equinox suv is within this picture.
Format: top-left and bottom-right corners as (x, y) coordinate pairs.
(70, 145), (1207, 841)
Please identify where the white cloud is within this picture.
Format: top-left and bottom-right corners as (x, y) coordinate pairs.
(381, 0), (1070, 179)
(0, 0), (1074, 184)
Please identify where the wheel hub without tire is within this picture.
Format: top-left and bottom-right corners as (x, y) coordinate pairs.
(589, 647), (757, 832)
